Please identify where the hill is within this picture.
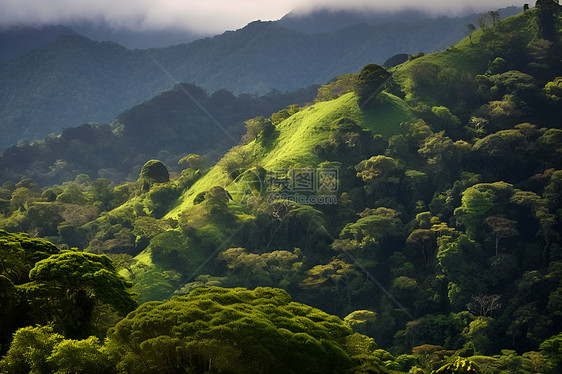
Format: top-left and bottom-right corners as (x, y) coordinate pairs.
(1, 5), (562, 372)
(0, 7), (523, 149)
(0, 83), (318, 186)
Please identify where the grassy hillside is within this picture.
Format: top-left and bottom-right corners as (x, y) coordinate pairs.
(393, 9), (540, 105)
(166, 91), (413, 217)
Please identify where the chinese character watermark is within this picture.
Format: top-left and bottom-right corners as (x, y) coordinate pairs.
(226, 168), (339, 205)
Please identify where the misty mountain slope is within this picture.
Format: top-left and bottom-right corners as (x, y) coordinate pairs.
(68, 21), (207, 49)
(0, 25), (79, 63)
(0, 35), (160, 146)
(278, 8), (433, 34)
(0, 7), (523, 149)
(0, 83), (318, 186)
(277, 6), (521, 34)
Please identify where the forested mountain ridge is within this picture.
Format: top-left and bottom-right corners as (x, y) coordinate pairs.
(0, 83), (318, 186)
(1, 3), (562, 373)
(277, 6), (521, 34)
(0, 25), (79, 63)
(0, 7), (522, 149)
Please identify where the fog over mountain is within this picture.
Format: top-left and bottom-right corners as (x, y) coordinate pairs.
(1, 0), (525, 34)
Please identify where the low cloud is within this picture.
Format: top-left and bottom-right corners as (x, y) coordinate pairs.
(0, 0), (523, 33)
(291, 0), (522, 15)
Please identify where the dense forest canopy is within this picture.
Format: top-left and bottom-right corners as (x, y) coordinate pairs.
(1, 3), (562, 373)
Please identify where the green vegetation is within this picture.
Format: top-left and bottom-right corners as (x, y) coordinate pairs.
(0, 83), (318, 186)
(0, 230), (136, 356)
(1, 5), (562, 373)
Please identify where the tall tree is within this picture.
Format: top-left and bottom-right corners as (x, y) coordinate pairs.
(466, 24), (477, 44)
(484, 216), (519, 256)
(489, 11), (500, 24)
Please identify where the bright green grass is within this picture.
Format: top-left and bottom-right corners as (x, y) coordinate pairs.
(393, 9), (537, 95)
(260, 92), (357, 169)
(351, 92), (415, 138)
(166, 91), (414, 216)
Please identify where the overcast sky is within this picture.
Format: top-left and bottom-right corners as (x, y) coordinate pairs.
(0, 0), (523, 33)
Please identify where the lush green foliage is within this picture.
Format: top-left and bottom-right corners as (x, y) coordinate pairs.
(0, 230), (136, 355)
(1, 6), (562, 374)
(108, 287), (358, 373)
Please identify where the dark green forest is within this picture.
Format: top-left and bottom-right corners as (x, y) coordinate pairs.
(1, 3), (562, 373)
(0, 83), (318, 186)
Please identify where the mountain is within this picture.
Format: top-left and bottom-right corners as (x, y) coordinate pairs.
(0, 25), (78, 63)
(0, 7), (523, 149)
(277, 6), (522, 34)
(0, 23), (206, 65)
(277, 8), (431, 34)
(1, 6), (562, 372)
(68, 21), (208, 49)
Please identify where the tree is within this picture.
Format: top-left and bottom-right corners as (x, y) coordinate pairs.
(434, 357), (483, 373)
(467, 294), (502, 317)
(218, 145), (254, 179)
(455, 187), (494, 239)
(0, 325), (64, 374)
(489, 11), (500, 24)
(478, 15), (491, 29)
(536, 0), (561, 41)
(91, 178), (115, 210)
(356, 155), (403, 202)
(21, 251), (137, 338)
(139, 160), (169, 187)
(333, 208), (402, 270)
(465, 24), (476, 44)
(344, 310), (377, 326)
(354, 64), (391, 105)
(0, 325), (113, 374)
(219, 247), (302, 289)
(56, 183), (88, 204)
(0, 230), (59, 284)
(484, 216), (518, 256)
(540, 332), (562, 373)
(107, 287), (355, 374)
(241, 116), (274, 144)
(407, 229), (435, 265)
(47, 336), (113, 374)
(463, 317), (494, 355)
(179, 153), (206, 171)
(315, 74), (358, 102)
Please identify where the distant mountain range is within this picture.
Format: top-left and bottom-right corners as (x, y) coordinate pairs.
(0, 6), (522, 149)
(0, 25), (78, 63)
(277, 8), (432, 34)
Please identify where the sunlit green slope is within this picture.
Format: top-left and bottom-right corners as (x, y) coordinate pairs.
(167, 91), (414, 217)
